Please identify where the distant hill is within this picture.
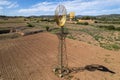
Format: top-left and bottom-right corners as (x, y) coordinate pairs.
(75, 14), (120, 20)
(1, 14), (120, 20)
(76, 15), (83, 18)
(95, 14), (120, 21)
(97, 14), (120, 17)
(76, 14), (120, 17)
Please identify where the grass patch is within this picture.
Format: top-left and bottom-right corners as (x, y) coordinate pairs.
(39, 25), (48, 28)
(97, 25), (115, 30)
(79, 28), (100, 37)
(67, 35), (76, 40)
(95, 25), (120, 31)
(79, 28), (120, 50)
(50, 27), (69, 34)
(94, 35), (104, 41)
(50, 28), (60, 34)
(0, 27), (11, 34)
(0, 27), (10, 30)
(77, 22), (89, 25)
(0, 33), (21, 40)
(100, 43), (120, 51)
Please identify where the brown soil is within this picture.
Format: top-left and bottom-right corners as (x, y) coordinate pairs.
(0, 32), (120, 80)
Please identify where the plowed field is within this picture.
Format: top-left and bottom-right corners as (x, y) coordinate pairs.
(0, 32), (120, 80)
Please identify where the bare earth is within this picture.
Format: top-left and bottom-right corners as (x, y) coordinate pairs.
(0, 32), (120, 80)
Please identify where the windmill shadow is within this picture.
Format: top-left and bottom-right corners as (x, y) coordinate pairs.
(69, 64), (115, 74)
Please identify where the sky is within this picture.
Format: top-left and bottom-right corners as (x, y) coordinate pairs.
(0, 0), (120, 16)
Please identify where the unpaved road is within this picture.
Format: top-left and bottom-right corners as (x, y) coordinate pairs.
(0, 32), (120, 80)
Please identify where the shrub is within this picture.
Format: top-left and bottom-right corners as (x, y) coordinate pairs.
(107, 25), (115, 30)
(46, 26), (49, 31)
(94, 21), (98, 23)
(84, 22), (89, 25)
(27, 23), (35, 27)
(36, 20), (39, 23)
(115, 27), (120, 31)
(24, 19), (27, 21)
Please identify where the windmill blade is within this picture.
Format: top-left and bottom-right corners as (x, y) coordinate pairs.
(55, 4), (67, 27)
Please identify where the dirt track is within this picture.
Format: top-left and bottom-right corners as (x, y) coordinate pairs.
(0, 32), (120, 80)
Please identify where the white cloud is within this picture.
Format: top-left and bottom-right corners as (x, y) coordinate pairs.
(0, 0), (11, 6)
(18, 2), (56, 14)
(62, 0), (120, 15)
(18, 0), (120, 16)
(0, 0), (19, 9)
(0, 0), (19, 15)
(7, 2), (19, 8)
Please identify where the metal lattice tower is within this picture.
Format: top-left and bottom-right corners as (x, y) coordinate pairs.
(57, 28), (68, 69)
(53, 4), (69, 78)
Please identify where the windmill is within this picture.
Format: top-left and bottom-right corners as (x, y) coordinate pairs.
(53, 4), (69, 78)
(69, 12), (75, 21)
